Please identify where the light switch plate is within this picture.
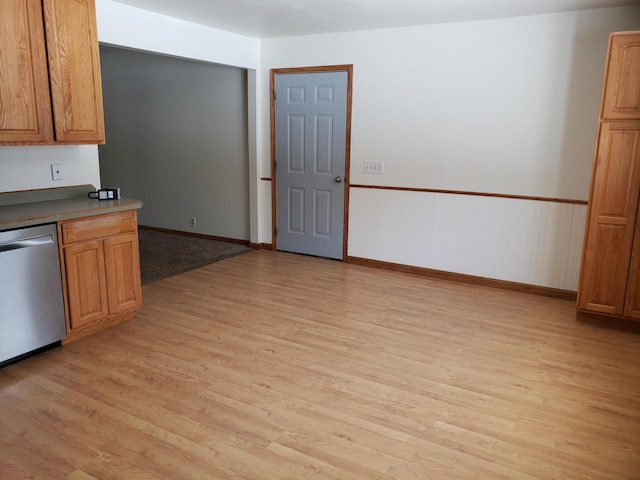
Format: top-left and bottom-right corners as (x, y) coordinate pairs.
(364, 161), (384, 174)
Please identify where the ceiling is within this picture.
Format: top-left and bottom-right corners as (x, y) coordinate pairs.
(110, 0), (640, 39)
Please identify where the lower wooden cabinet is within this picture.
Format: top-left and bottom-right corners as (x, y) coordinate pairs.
(58, 210), (141, 342)
(577, 122), (640, 316)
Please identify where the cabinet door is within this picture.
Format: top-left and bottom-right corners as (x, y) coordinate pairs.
(578, 122), (640, 315)
(104, 232), (142, 316)
(602, 33), (640, 120)
(64, 240), (108, 330)
(0, 0), (53, 143)
(42, 0), (105, 143)
(624, 203), (640, 318)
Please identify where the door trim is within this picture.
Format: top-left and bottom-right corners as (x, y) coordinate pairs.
(270, 65), (353, 260)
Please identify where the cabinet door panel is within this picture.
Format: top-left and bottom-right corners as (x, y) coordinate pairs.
(43, 0), (105, 143)
(579, 122), (640, 314)
(602, 34), (640, 120)
(624, 204), (640, 318)
(0, 0), (53, 143)
(104, 232), (142, 315)
(65, 240), (108, 329)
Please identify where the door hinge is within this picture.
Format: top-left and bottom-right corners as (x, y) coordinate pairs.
(275, 227), (278, 236)
(273, 90), (277, 100)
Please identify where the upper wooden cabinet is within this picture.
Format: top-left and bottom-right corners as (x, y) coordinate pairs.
(44, 0), (105, 143)
(0, 0), (53, 143)
(601, 32), (640, 120)
(0, 0), (105, 145)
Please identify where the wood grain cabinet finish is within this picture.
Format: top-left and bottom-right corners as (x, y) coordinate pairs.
(601, 33), (640, 120)
(104, 232), (142, 316)
(59, 210), (142, 343)
(0, 0), (53, 142)
(578, 123), (640, 314)
(578, 31), (640, 320)
(623, 204), (640, 318)
(64, 240), (108, 329)
(0, 0), (105, 145)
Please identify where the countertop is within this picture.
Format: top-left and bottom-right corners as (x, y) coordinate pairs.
(0, 185), (143, 231)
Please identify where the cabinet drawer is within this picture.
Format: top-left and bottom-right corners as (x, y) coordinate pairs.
(61, 210), (137, 245)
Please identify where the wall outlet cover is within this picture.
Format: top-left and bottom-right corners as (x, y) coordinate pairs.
(51, 163), (63, 181)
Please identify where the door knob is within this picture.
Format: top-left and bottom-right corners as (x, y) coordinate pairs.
(335, 176), (342, 183)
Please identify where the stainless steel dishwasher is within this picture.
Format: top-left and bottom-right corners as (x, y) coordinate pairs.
(0, 223), (67, 366)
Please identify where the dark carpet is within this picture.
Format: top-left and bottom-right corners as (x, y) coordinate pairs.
(138, 228), (253, 284)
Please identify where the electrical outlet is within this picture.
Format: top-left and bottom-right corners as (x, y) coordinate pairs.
(363, 161), (384, 174)
(190, 216), (197, 228)
(51, 163), (63, 181)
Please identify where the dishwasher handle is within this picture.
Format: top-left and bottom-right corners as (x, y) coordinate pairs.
(0, 234), (54, 253)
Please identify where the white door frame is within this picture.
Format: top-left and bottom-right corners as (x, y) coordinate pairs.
(270, 64), (353, 259)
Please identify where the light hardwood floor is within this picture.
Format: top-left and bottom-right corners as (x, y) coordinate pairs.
(1, 251), (639, 479)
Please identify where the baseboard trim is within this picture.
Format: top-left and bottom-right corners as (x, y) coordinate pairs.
(250, 243), (274, 250)
(576, 311), (640, 331)
(346, 256), (577, 300)
(139, 225), (250, 246)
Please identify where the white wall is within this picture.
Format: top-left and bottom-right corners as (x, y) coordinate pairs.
(95, 0), (259, 69)
(261, 8), (640, 197)
(261, 7), (640, 290)
(0, 146), (100, 192)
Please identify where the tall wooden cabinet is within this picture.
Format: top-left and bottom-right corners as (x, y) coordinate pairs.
(0, 0), (105, 144)
(578, 31), (640, 319)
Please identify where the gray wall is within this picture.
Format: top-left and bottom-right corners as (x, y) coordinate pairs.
(98, 45), (249, 240)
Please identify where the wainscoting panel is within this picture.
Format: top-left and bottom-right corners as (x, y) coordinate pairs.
(566, 204), (587, 291)
(349, 188), (587, 291)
